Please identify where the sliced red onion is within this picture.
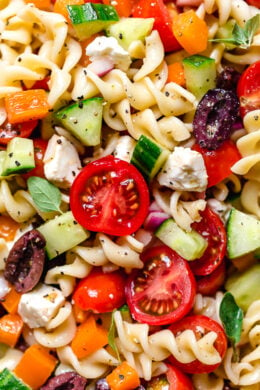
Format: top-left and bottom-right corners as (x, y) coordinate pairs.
(144, 211), (170, 231)
(148, 201), (165, 213)
(86, 57), (114, 77)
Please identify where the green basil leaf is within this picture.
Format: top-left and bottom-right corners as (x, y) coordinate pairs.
(28, 176), (62, 213)
(220, 292), (243, 346)
(211, 14), (260, 49)
(108, 310), (121, 362)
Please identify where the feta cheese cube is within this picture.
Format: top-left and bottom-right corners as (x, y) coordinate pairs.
(157, 147), (208, 192)
(43, 135), (82, 189)
(86, 36), (131, 71)
(18, 284), (65, 328)
(114, 135), (136, 162)
(0, 271), (10, 299)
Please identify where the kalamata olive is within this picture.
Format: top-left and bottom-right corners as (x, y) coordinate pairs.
(4, 229), (46, 293)
(40, 372), (87, 390)
(95, 378), (110, 390)
(193, 88), (239, 150)
(216, 67), (241, 91)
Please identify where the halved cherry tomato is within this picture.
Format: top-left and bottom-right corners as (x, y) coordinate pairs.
(73, 267), (126, 313)
(190, 207), (227, 276)
(192, 140), (241, 188)
(0, 120), (38, 145)
(22, 138), (48, 179)
(70, 155), (150, 236)
(196, 259), (226, 296)
(168, 315), (227, 374)
(132, 0), (181, 52)
(125, 245), (196, 326)
(237, 60), (260, 117)
(146, 363), (193, 390)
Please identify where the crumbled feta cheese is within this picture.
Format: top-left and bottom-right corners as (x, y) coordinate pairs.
(0, 271), (10, 299)
(86, 36), (131, 71)
(113, 135), (136, 162)
(43, 135), (82, 189)
(157, 147), (208, 192)
(18, 284), (65, 328)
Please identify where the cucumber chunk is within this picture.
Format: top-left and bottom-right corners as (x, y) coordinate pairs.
(106, 17), (154, 50)
(155, 218), (208, 261)
(54, 98), (103, 147)
(67, 3), (119, 40)
(182, 55), (216, 100)
(1, 137), (35, 176)
(0, 368), (30, 390)
(37, 211), (90, 259)
(225, 263), (260, 311)
(131, 135), (169, 181)
(227, 208), (260, 259)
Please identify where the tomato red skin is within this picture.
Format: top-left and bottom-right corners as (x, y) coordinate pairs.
(125, 245), (196, 326)
(70, 155), (150, 236)
(237, 60), (260, 117)
(190, 207), (227, 276)
(165, 363), (194, 390)
(73, 267), (126, 313)
(245, 0), (260, 7)
(192, 140), (241, 188)
(196, 259), (226, 296)
(31, 77), (50, 91)
(168, 315), (227, 374)
(22, 138), (48, 179)
(0, 120), (38, 145)
(132, 0), (181, 52)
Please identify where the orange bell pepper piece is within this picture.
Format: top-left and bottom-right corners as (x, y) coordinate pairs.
(106, 361), (140, 390)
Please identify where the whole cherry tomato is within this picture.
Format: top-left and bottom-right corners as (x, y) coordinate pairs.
(73, 267), (126, 313)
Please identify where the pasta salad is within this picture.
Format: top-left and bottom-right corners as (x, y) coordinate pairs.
(0, 0), (259, 389)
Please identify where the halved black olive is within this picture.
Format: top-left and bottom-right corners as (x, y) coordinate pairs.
(193, 88), (239, 150)
(4, 229), (46, 293)
(40, 372), (87, 390)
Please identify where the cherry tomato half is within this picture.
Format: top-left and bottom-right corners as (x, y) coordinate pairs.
(0, 120), (38, 145)
(190, 207), (227, 276)
(22, 138), (48, 179)
(70, 155), (150, 236)
(73, 267), (126, 313)
(168, 315), (227, 374)
(146, 363), (193, 390)
(132, 0), (181, 52)
(237, 60), (260, 117)
(192, 140), (241, 188)
(196, 259), (226, 296)
(125, 245), (196, 326)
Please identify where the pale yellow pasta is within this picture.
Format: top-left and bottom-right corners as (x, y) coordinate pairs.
(72, 232), (144, 271)
(193, 292), (224, 324)
(240, 180), (260, 218)
(192, 373), (224, 390)
(57, 346), (118, 379)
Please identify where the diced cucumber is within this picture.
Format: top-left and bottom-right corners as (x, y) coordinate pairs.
(227, 208), (260, 259)
(54, 98), (103, 147)
(155, 218), (208, 261)
(182, 55), (216, 100)
(131, 135), (169, 182)
(67, 3), (119, 40)
(1, 137), (35, 176)
(106, 17), (154, 50)
(0, 368), (30, 390)
(37, 211), (90, 259)
(225, 263), (260, 311)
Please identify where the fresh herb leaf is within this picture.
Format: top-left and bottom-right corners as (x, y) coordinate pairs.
(220, 292), (243, 346)
(27, 176), (62, 213)
(108, 310), (121, 362)
(211, 14), (260, 49)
